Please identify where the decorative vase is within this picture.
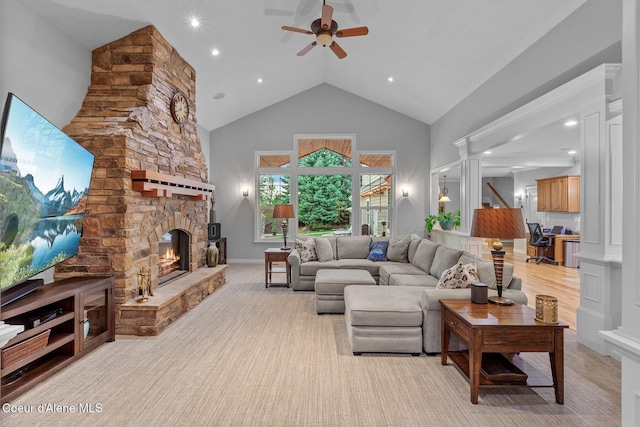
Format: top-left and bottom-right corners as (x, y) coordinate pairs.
(206, 243), (219, 267)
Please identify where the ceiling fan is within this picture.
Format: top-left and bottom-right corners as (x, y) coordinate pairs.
(281, 0), (369, 59)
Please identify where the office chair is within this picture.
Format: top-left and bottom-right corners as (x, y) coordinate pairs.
(526, 223), (557, 265)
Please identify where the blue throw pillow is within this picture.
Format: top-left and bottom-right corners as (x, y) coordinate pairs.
(367, 240), (389, 262)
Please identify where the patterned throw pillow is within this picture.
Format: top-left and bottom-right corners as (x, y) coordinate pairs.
(436, 262), (480, 289)
(367, 240), (389, 262)
(295, 238), (318, 262)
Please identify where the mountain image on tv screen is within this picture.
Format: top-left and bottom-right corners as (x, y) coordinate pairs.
(0, 93), (95, 291)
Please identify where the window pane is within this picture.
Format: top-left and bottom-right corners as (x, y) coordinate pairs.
(360, 154), (392, 167)
(297, 174), (351, 236)
(360, 174), (392, 236)
(298, 139), (352, 167)
(259, 154), (290, 167)
(360, 208), (389, 237)
(259, 174), (290, 240)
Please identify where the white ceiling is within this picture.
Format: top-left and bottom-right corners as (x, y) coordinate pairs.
(19, 0), (588, 132)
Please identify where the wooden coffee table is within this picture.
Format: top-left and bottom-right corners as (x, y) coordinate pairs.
(440, 299), (568, 404)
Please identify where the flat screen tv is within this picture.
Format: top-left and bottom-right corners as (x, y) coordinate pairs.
(0, 93), (94, 306)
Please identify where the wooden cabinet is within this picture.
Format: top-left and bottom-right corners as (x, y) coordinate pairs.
(0, 276), (114, 403)
(537, 175), (580, 212)
(538, 179), (551, 211)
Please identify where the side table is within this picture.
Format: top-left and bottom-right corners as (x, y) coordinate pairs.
(440, 299), (568, 404)
(264, 248), (291, 288)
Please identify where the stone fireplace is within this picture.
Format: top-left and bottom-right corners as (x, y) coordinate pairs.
(53, 25), (227, 335)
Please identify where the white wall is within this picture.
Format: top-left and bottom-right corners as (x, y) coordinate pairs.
(0, 0), (90, 127)
(430, 0), (622, 168)
(209, 84), (430, 262)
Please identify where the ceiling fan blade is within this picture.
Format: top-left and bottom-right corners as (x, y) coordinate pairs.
(282, 26), (313, 35)
(297, 41), (317, 56)
(335, 26), (369, 37)
(321, 4), (334, 30)
(329, 41), (347, 59)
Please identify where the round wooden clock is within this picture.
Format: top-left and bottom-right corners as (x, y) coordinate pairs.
(170, 92), (189, 124)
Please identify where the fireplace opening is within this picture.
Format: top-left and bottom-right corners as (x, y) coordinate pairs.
(158, 230), (190, 285)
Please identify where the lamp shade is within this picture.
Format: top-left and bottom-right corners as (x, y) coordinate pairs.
(469, 208), (526, 239)
(272, 204), (295, 219)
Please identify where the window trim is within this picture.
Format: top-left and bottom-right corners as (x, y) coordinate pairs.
(255, 135), (395, 242)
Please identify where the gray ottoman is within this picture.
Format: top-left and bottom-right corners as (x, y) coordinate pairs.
(315, 269), (376, 314)
(344, 285), (424, 355)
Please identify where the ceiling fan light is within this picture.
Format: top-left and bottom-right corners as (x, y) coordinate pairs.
(317, 33), (332, 47)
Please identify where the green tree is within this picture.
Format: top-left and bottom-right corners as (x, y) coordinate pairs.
(298, 149), (351, 230)
(259, 175), (290, 206)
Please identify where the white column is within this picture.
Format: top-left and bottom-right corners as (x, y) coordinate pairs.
(601, 2), (640, 426)
(575, 65), (623, 354)
(455, 138), (482, 234)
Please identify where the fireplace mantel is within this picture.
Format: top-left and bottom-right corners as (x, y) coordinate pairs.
(132, 170), (215, 200)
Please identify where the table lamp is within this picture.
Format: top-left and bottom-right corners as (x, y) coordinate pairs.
(272, 204), (296, 250)
(469, 208), (526, 305)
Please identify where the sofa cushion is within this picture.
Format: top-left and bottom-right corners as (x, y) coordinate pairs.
(387, 235), (411, 262)
(295, 238), (318, 262)
(367, 240), (389, 261)
(300, 260), (340, 275)
(315, 269), (376, 294)
(378, 263), (425, 284)
(436, 262), (480, 289)
(407, 234), (422, 264)
(389, 274), (439, 287)
(337, 236), (371, 259)
(411, 239), (440, 274)
(345, 285), (424, 327)
(458, 253), (514, 289)
(429, 246), (464, 279)
(315, 237), (334, 262)
(337, 259), (380, 276)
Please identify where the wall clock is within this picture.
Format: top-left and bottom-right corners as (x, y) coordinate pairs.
(170, 92), (189, 124)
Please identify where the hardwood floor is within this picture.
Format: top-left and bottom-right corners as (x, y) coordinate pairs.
(484, 251), (580, 330)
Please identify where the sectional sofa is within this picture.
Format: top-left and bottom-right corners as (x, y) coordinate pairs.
(287, 234), (528, 353)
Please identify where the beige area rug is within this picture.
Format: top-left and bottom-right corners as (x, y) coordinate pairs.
(3, 264), (620, 426)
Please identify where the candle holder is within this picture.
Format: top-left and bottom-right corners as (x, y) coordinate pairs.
(535, 294), (559, 324)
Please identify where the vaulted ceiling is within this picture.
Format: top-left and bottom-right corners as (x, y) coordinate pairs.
(19, 0), (588, 132)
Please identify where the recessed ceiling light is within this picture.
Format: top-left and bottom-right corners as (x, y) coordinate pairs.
(568, 150), (577, 155)
(213, 93), (225, 100)
(212, 48), (220, 56)
(564, 119), (578, 127)
(257, 78), (263, 84)
(484, 151), (492, 155)
(512, 166), (524, 169)
(388, 77), (394, 82)
(190, 18), (200, 28)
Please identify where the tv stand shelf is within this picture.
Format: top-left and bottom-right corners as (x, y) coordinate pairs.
(0, 276), (114, 403)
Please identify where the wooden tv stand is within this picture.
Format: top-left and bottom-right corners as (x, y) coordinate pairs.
(0, 276), (114, 403)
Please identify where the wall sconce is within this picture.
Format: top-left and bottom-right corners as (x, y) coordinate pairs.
(242, 187), (249, 197)
(401, 188), (409, 197)
(515, 191), (523, 202)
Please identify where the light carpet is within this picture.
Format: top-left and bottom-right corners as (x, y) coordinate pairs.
(2, 264), (620, 426)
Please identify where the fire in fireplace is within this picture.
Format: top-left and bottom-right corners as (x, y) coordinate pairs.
(158, 230), (190, 285)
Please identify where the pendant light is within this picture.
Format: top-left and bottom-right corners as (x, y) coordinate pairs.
(439, 175), (451, 203)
